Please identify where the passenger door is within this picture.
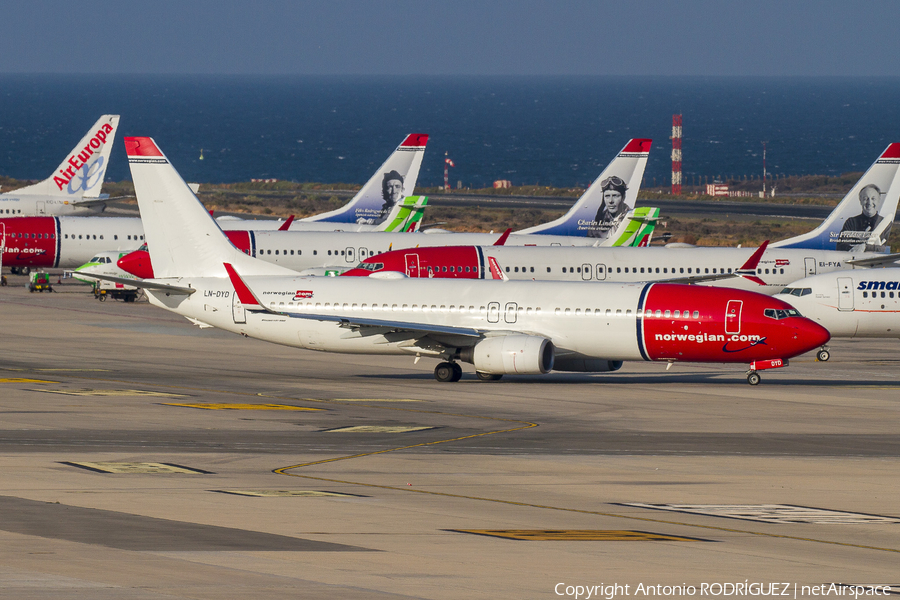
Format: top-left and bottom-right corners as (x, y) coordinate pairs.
(725, 300), (742, 335)
(345, 247), (355, 264)
(838, 277), (854, 311)
(581, 263), (592, 281)
(596, 264), (607, 281)
(232, 291), (246, 324)
(805, 258), (816, 276)
(405, 253), (420, 277)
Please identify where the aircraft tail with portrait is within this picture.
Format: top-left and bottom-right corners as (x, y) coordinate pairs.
(301, 133), (428, 225)
(515, 138), (652, 238)
(772, 143), (900, 251)
(12, 115), (120, 200)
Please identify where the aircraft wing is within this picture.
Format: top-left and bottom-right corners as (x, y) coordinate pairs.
(223, 263), (483, 339)
(845, 252), (900, 267)
(77, 272), (196, 295)
(651, 241), (770, 286)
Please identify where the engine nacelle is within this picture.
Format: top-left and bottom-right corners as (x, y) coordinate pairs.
(460, 335), (554, 375)
(553, 358), (623, 373)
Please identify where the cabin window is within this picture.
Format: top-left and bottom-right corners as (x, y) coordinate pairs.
(555, 308), (561, 315)
(606, 309), (612, 316)
(615, 309), (622, 315)
(114, 235), (118, 240)
(663, 268), (667, 273)
(674, 310), (680, 318)
(577, 267), (581, 273)
(863, 291), (868, 298)
(327, 250), (331, 255)
(547, 267), (552, 272)
(780, 268), (784, 274)
(275, 250), (279, 255)
(598, 266), (604, 274)
(664, 310), (671, 318)
(505, 267), (510, 272)
(565, 308), (571, 315)
(881, 291), (886, 298)
(624, 267), (629, 273)
(636, 309), (643, 317)
(655, 268), (660, 273)
(626, 309), (632, 316)
(78, 235), (82, 239)
(617, 267), (621, 273)
(313, 250), (317, 255)
(465, 266), (470, 273)
(687, 268), (691, 273)
(692, 310), (700, 318)
(765, 268), (770, 274)
(562, 267), (567, 273)
(640, 267), (644, 273)
(575, 308), (581, 315)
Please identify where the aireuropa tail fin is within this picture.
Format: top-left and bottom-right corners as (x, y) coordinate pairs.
(603, 206), (661, 247)
(375, 195), (428, 232)
(516, 138), (652, 237)
(772, 143), (900, 251)
(15, 115), (120, 199)
(302, 133), (428, 225)
(125, 137), (295, 279)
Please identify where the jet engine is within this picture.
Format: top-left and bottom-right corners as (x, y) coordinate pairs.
(553, 358), (623, 372)
(459, 335), (554, 375)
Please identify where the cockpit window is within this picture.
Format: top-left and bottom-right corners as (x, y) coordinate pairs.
(764, 308), (802, 320)
(780, 287), (812, 297)
(90, 256), (101, 262)
(355, 262), (384, 271)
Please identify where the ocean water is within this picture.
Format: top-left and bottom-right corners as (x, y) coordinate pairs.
(1, 75), (899, 189)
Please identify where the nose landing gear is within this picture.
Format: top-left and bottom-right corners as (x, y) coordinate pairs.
(816, 347), (831, 362)
(434, 361), (462, 382)
(746, 358), (788, 385)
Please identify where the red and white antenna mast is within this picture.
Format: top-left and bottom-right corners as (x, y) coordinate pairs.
(671, 114), (682, 195)
(444, 153), (455, 190)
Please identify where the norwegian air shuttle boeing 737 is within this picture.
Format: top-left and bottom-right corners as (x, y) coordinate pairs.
(0, 115), (120, 217)
(341, 144), (900, 292)
(88, 136), (829, 385)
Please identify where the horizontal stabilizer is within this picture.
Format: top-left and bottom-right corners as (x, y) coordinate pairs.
(77, 272), (196, 295)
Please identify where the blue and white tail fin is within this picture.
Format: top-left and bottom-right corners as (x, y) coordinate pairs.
(772, 143), (900, 251)
(302, 133), (428, 226)
(125, 137), (294, 279)
(516, 138), (652, 238)
(15, 115), (120, 199)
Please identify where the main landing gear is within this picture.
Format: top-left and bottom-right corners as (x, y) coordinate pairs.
(816, 347), (831, 362)
(434, 361), (462, 382)
(745, 358), (788, 385)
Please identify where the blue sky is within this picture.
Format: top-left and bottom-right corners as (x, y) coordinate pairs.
(3, 1), (900, 76)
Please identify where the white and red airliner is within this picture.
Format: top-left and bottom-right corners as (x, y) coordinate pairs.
(0, 115), (120, 217)
(340, 143), (900, 291)
(84, 137), (830, 385)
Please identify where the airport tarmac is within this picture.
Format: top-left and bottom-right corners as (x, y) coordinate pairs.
(0, 277), (898, 599)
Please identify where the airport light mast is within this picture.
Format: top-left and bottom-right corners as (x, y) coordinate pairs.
(671, 114), (682, 195)
(444, 153), (455, 190)
(762, 141), (767, 196)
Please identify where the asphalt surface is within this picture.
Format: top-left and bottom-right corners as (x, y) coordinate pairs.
(1, 278), (898, 598)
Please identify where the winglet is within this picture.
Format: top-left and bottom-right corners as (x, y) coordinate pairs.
(278, 215), (295, 231)
(224, 263), (263, 308)
(487, 257), (508, 281)
(493, 228), (512, 246)
(735, 240), (769, 286)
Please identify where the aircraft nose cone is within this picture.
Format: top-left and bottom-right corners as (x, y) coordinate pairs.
(797, 319), (831, 354)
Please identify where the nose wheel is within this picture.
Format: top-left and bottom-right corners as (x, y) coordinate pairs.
(816, 348), (830, 362)
(434, 361), (462, 382)
(747, 371), (761, 386)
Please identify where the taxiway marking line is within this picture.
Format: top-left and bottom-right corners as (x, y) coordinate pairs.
(22, 372), (897, 555)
